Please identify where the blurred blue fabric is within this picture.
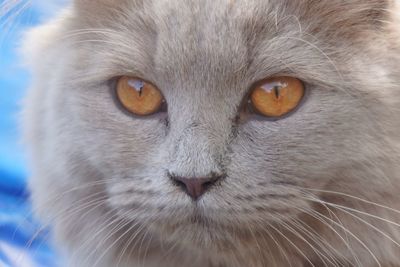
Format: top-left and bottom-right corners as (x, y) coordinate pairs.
(0, 1), (66, 266)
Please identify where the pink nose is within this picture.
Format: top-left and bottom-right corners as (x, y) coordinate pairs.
(171, 176), (221, 200)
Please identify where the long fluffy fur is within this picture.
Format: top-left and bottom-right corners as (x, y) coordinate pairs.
(21, 0), (400, 266)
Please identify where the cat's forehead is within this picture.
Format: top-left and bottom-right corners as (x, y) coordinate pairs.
(76, 0), (276, 86)
(73, 0), (392, 90)
(75, 0), (391, 63)
(76, 0), (389, 32)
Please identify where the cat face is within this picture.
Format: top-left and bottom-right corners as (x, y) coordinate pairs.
(32, 0), (399, 250)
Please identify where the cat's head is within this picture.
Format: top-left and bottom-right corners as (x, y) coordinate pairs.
(26, 0), (400, 251)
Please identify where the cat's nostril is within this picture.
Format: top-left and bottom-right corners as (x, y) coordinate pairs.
(173, 179), (187, 192)
(170, 175), (221, 200)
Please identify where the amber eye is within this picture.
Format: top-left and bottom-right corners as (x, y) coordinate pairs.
(250, 77), (305, 118)
(116, 76), (164, 116)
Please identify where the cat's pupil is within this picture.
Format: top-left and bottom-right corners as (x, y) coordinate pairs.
(128, 79), (144, 96)
(273, 86), (280, 99)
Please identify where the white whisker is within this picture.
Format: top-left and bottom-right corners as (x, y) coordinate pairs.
(306, 208), (381, 267)
(268, 222), (315, 267)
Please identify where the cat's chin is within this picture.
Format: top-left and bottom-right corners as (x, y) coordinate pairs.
(144, 207), (292, 252)
(149, 217), (249, 251)
(111, 191), (305, 251)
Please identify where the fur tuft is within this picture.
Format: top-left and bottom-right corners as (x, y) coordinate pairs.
(21, 1), (400, 266)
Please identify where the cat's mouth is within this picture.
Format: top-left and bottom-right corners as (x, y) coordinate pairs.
(189, 207), (213, 226)
(169, 205), (215, 227)
(151, 208), (263, 251)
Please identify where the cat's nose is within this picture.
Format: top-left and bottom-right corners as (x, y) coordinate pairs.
(169, 175), (222, 200)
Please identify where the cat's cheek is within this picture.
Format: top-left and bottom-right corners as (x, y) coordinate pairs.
(227, 88), (352, 195)
(63, 85), (167, 174)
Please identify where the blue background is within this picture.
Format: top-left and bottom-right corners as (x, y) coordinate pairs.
(0, 1), (67, 266)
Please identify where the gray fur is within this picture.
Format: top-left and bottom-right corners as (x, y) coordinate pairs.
(22, 0), (400, 266)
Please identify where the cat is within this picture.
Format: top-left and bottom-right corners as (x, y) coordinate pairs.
(21, 0), (400, 266)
